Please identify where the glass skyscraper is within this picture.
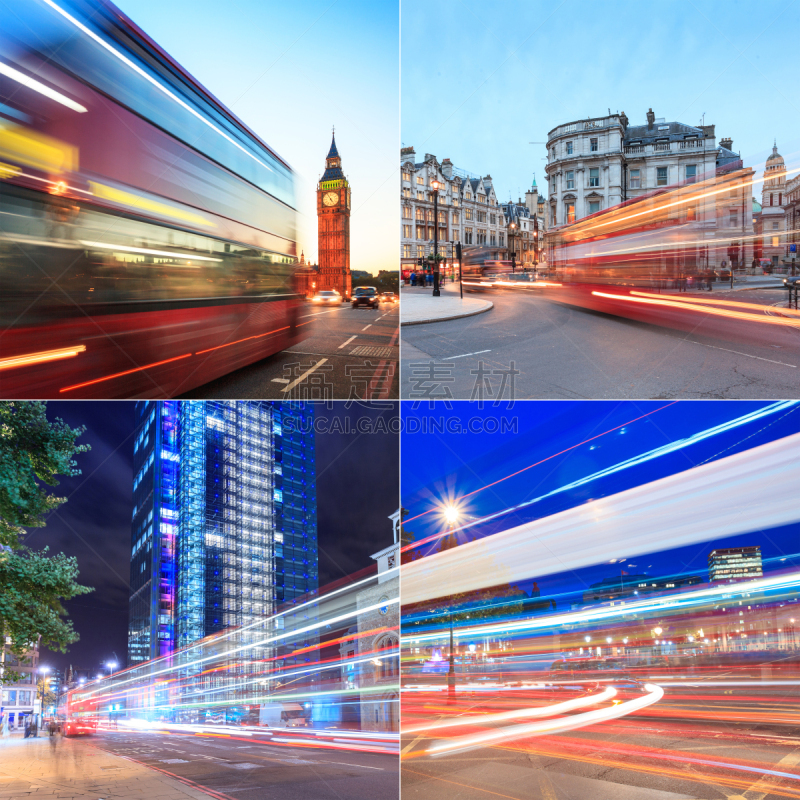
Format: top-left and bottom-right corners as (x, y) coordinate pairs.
(128, 401), (317, 666)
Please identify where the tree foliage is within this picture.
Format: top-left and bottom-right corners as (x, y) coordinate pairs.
(0, 402), (92, 685)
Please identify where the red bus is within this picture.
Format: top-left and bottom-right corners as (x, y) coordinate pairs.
(0, 0), (304, 398)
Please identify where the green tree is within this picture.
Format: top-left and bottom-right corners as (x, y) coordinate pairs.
(0, 401), (92, 685)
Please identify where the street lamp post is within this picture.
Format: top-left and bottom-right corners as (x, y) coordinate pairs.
(431, 179), (441, 297)
(36, 666), (50, 735)
(441, 505), (460, 702)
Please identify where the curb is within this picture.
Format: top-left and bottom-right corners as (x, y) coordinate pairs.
(400, 301), (493, 326)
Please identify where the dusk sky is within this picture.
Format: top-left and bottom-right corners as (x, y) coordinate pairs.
(30, 401), (398, 677)
(401, 0), (799, 204)
(401, 401), (800, 606)
(115, 0), (398, 274)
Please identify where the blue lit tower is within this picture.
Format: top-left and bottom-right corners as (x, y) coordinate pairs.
(128, 401), (317, 666)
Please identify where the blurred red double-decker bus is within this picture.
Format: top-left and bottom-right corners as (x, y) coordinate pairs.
(0, 0), (305, 398)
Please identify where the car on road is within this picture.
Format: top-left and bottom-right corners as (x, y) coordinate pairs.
(352, 286), (379, 308)
(783, 275), (800, 288)
(380, 292), (398, 304)
(311, 290), (342, 304)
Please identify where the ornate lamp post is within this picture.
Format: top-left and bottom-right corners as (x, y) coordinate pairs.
(36, 666), (50, 734)
(431, 178), (441, 297)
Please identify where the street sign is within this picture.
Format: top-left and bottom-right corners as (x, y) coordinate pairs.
(791, 244), (797, 252)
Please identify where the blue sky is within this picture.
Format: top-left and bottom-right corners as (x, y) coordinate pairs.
(401, 401), (800, 601)
(117, 0), (398, 274)
(401, 0), (800, 204)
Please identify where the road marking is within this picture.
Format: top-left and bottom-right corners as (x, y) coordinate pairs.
(299, 308), (342, 319)
(281, 358), (329, 392)
(401, 734), (424, 755)
(442, 349), (492, 360)
(361, 324), (372, 331)
(338, 335), (357, 349)
(271, 378), (290, 383)
(689, 340), (797, 367)
(325, 760), (384, 771)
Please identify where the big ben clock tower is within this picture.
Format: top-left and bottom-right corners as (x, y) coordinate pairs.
(317, 131), (352, 299)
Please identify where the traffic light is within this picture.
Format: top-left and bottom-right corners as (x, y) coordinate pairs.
(456, 242), (462, 261)
(511, 253), (517, 272)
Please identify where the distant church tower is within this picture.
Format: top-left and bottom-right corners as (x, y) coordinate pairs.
(317, 131), (351, 298)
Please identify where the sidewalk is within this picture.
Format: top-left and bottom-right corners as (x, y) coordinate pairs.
(0, 733), (217, 799)
(400, 283), (493, 326)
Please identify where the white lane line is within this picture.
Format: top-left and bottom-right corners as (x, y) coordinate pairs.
(442, 349), (492, 360)
(299, 308), (343, 319)
(689, 340), (797, 367)
(361, 324), (372, 331)
(281, 358), (329, 392)
(338, 335), (357, 349)
(271, 378), (290, 384)
(325, 760), (385, 771)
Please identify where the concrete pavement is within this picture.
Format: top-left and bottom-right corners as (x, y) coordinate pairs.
(400, 283), (493, 326)
(0, 732), (218, 799)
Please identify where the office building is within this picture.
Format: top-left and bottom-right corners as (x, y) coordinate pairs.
(708, 547), (763, 583)
(128, 401), (318, 666)
(582, 572), (702, 603)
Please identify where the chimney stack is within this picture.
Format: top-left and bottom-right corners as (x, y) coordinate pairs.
(719, 137), (733, 151)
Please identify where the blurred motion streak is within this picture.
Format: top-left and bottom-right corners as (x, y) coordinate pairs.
(58, 567), (399, 748)
(0, 0), (306, 398)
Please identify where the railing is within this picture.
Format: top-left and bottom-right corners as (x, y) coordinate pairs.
(625, 145), (645, 154)
(654, 143), (670, 152)
(624, 140), (706, 155)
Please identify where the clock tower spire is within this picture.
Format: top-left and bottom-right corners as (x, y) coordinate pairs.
(317, 130), (351, 299)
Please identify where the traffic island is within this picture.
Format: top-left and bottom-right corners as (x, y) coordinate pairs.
(401, 285), (493, 326)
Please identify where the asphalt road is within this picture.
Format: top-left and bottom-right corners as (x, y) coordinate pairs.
(92, 729), (398, 800)
(184, 301), (399, 400)
(401, 684), (800, 800)
(400, 287), (800, 400)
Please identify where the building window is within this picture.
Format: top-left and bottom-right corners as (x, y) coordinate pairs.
(417, 245), (424, 257)
(588, 200), (600, 214)
(477, 211), (486, 223)
(729, 210), (737, 227)
(438, 210), (446, 224)
(403, 244), (411, 258)
(490, 213), (496, 225)
(590, 137), (598, 152)
(465, 208), (473, 220)
(630, 169), (641, 189)
(490, 233), (496, 246)
(772, 221), (779, 230)
(402, 206), (412, 219)
(416, 190), (425, 200)
(589, 168), (599, 187)
(770, 193), (774, 206)
(566, 141), (573, 154)
(779, 193), (782, 205)
(499, 233), (505, 246)
(657, 166), (668, 186)
(466, 192), (472, 200)
(415, 226), (424, 240)
(403, 225), (412, 239)
(402, 187), (411, 198)
(415, 208), (424, 221)
(426, 209), (434, 222)
(566, 171), (575, 190)
(416, 176), (424, 185)
(402, 171), (411, 182)
(452, 212), (459, 224)
(465, 227), (473, 244)
(566, 202), (575, 224)
(686, 206), (697, 221)
(685, 164), (697, 184)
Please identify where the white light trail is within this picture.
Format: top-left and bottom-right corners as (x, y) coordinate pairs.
(403, 686), (617, 734)
(425, 684), (664, 756)
(0, 59), (87, 112)
(402, 426), (800, 605)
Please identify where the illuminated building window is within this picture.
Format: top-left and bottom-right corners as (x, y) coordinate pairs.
(566, 203), (576, 224)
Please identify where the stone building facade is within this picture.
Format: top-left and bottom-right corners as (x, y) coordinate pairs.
(354, 511), (399, 732)
(760, 142), (788, 268)
(400, 148), (507, 276)
(784, 173), (800, 271)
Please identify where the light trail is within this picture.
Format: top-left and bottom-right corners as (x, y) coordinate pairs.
(403, 687), (617, 734)
(424, 684), (664, 756)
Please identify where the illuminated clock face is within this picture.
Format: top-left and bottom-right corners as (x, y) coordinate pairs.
(323, 191), (339, 206)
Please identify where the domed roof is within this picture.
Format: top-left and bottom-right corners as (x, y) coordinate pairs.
(767, 141), (784, 164)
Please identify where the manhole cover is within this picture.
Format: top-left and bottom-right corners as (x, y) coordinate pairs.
(349, 345), (397, 359)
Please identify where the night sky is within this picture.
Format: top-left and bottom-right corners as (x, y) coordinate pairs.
(29, 401), (398, 677)
(401, 401), (800, 606)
